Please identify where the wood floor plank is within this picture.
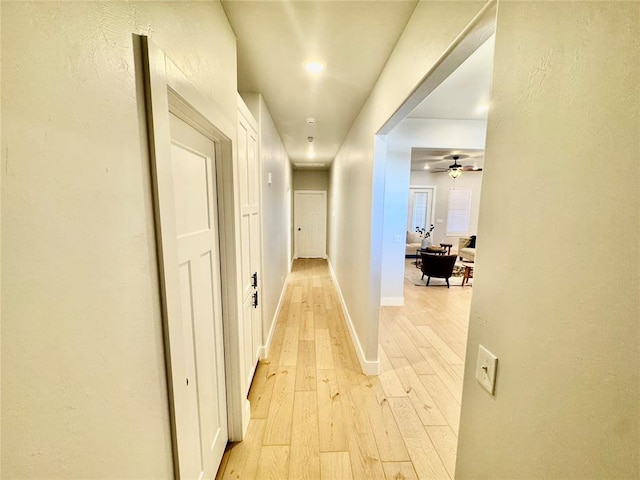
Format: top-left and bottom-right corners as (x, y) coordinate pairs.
(317, 369), (349, 452)
(248, 360), (278, 419)
(341, 385), (386, 480)
(279, 325), (300, 366)
(426, 425), (458, 478)
(378, 347), (408, 398)
(388, 356), (447, 426)
(390, 329), (435, 375)
(320, 452), (353, 480)
(289, 391), (321, 479)
(418, 375), (461, 435)
(255, 445), (290, 480)
(419, 347), (463, 402)
(387, 397), (450, 480)
(300, 310), (315, 341)
(366, 379), (410, 462)
(382, 461), (419, 480)
(395, 315), (432, 349)
(295, 341), (317, 391)
(263, 366), (296, 445)
(416, 325), (464, 365)
(379, 321), (405, 358)
(315, 328), (335, 369)
(448, 342), (467, 361)
(218, 419), (266, 479)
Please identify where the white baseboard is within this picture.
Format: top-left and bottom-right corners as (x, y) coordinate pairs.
(327, 260), (380, 376)
(259, 275), (289, 360)
(381, 296), (404, 306)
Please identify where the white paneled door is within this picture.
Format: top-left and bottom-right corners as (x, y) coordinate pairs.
(168, 113), (228, 479)
(294, 191), (327, 258)
(237, 98), (262, 397)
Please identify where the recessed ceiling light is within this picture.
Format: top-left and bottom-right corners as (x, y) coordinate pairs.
(305, 61), (325, 73)
(476, 104), (489, 113)
(306, 117), (317, 125)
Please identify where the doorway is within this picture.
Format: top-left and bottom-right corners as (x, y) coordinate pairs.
(294, 190), (327, 258)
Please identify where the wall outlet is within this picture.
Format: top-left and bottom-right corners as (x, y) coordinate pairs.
(475, 344), (498, 395)
(436, 218), (443, 223)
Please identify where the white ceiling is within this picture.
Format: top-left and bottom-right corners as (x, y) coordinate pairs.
(408, 35), (494, 121)
(222, 2), (494, 170)
(407, 36), (494, 171)
(221, 0), (418, 168)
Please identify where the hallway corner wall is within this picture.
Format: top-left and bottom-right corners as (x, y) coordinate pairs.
(328, 1), (489, 366)
(1, 2), (237, 478)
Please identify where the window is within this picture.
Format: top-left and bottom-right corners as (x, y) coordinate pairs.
(411, 192), (428, 230)
(407, 187), (435, 232)
(447, 187), (472, 234)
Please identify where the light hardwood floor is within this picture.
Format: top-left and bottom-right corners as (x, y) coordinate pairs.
(216, 258), (471, 480)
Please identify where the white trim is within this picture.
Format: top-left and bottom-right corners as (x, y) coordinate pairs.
(327, 260), (380, 376)
(381, 297), (404, 306)
(259, 275), (289, 360)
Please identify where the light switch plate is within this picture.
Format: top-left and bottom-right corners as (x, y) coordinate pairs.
(475, 344), (498, 395)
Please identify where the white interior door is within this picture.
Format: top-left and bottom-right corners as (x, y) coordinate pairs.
(237, 98), (262, 397)
(294, 191), (327, 258)
(168, 113), (228, 479)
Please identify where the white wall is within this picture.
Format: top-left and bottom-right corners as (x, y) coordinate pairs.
(1, 2), (237, 478)
(380, 118), (486, 303)
(241, 93), (292, 352)
(328, 1), (488, 369)
(456, 2), (639, 478)
(292, 169), (329, 191)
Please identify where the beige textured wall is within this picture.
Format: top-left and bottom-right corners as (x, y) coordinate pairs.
(456, 1), (639, 478)
(329, 1), (488, 363)
(1, 2), (237, 478)
(293, 169), (329, 191)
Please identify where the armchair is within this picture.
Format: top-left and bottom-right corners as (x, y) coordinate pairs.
(420, 253), (458, 288)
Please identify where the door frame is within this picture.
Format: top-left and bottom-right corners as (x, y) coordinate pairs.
(140, 36), (247, 477)
(293, 190), (327, 259)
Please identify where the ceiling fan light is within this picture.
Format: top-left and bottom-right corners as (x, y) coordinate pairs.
(448, 168), (462, 179)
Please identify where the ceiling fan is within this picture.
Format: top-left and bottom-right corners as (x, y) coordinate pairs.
(431, 154), (483, 175)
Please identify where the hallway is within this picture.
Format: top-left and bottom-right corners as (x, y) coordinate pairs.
(216, 259), (471, 479)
